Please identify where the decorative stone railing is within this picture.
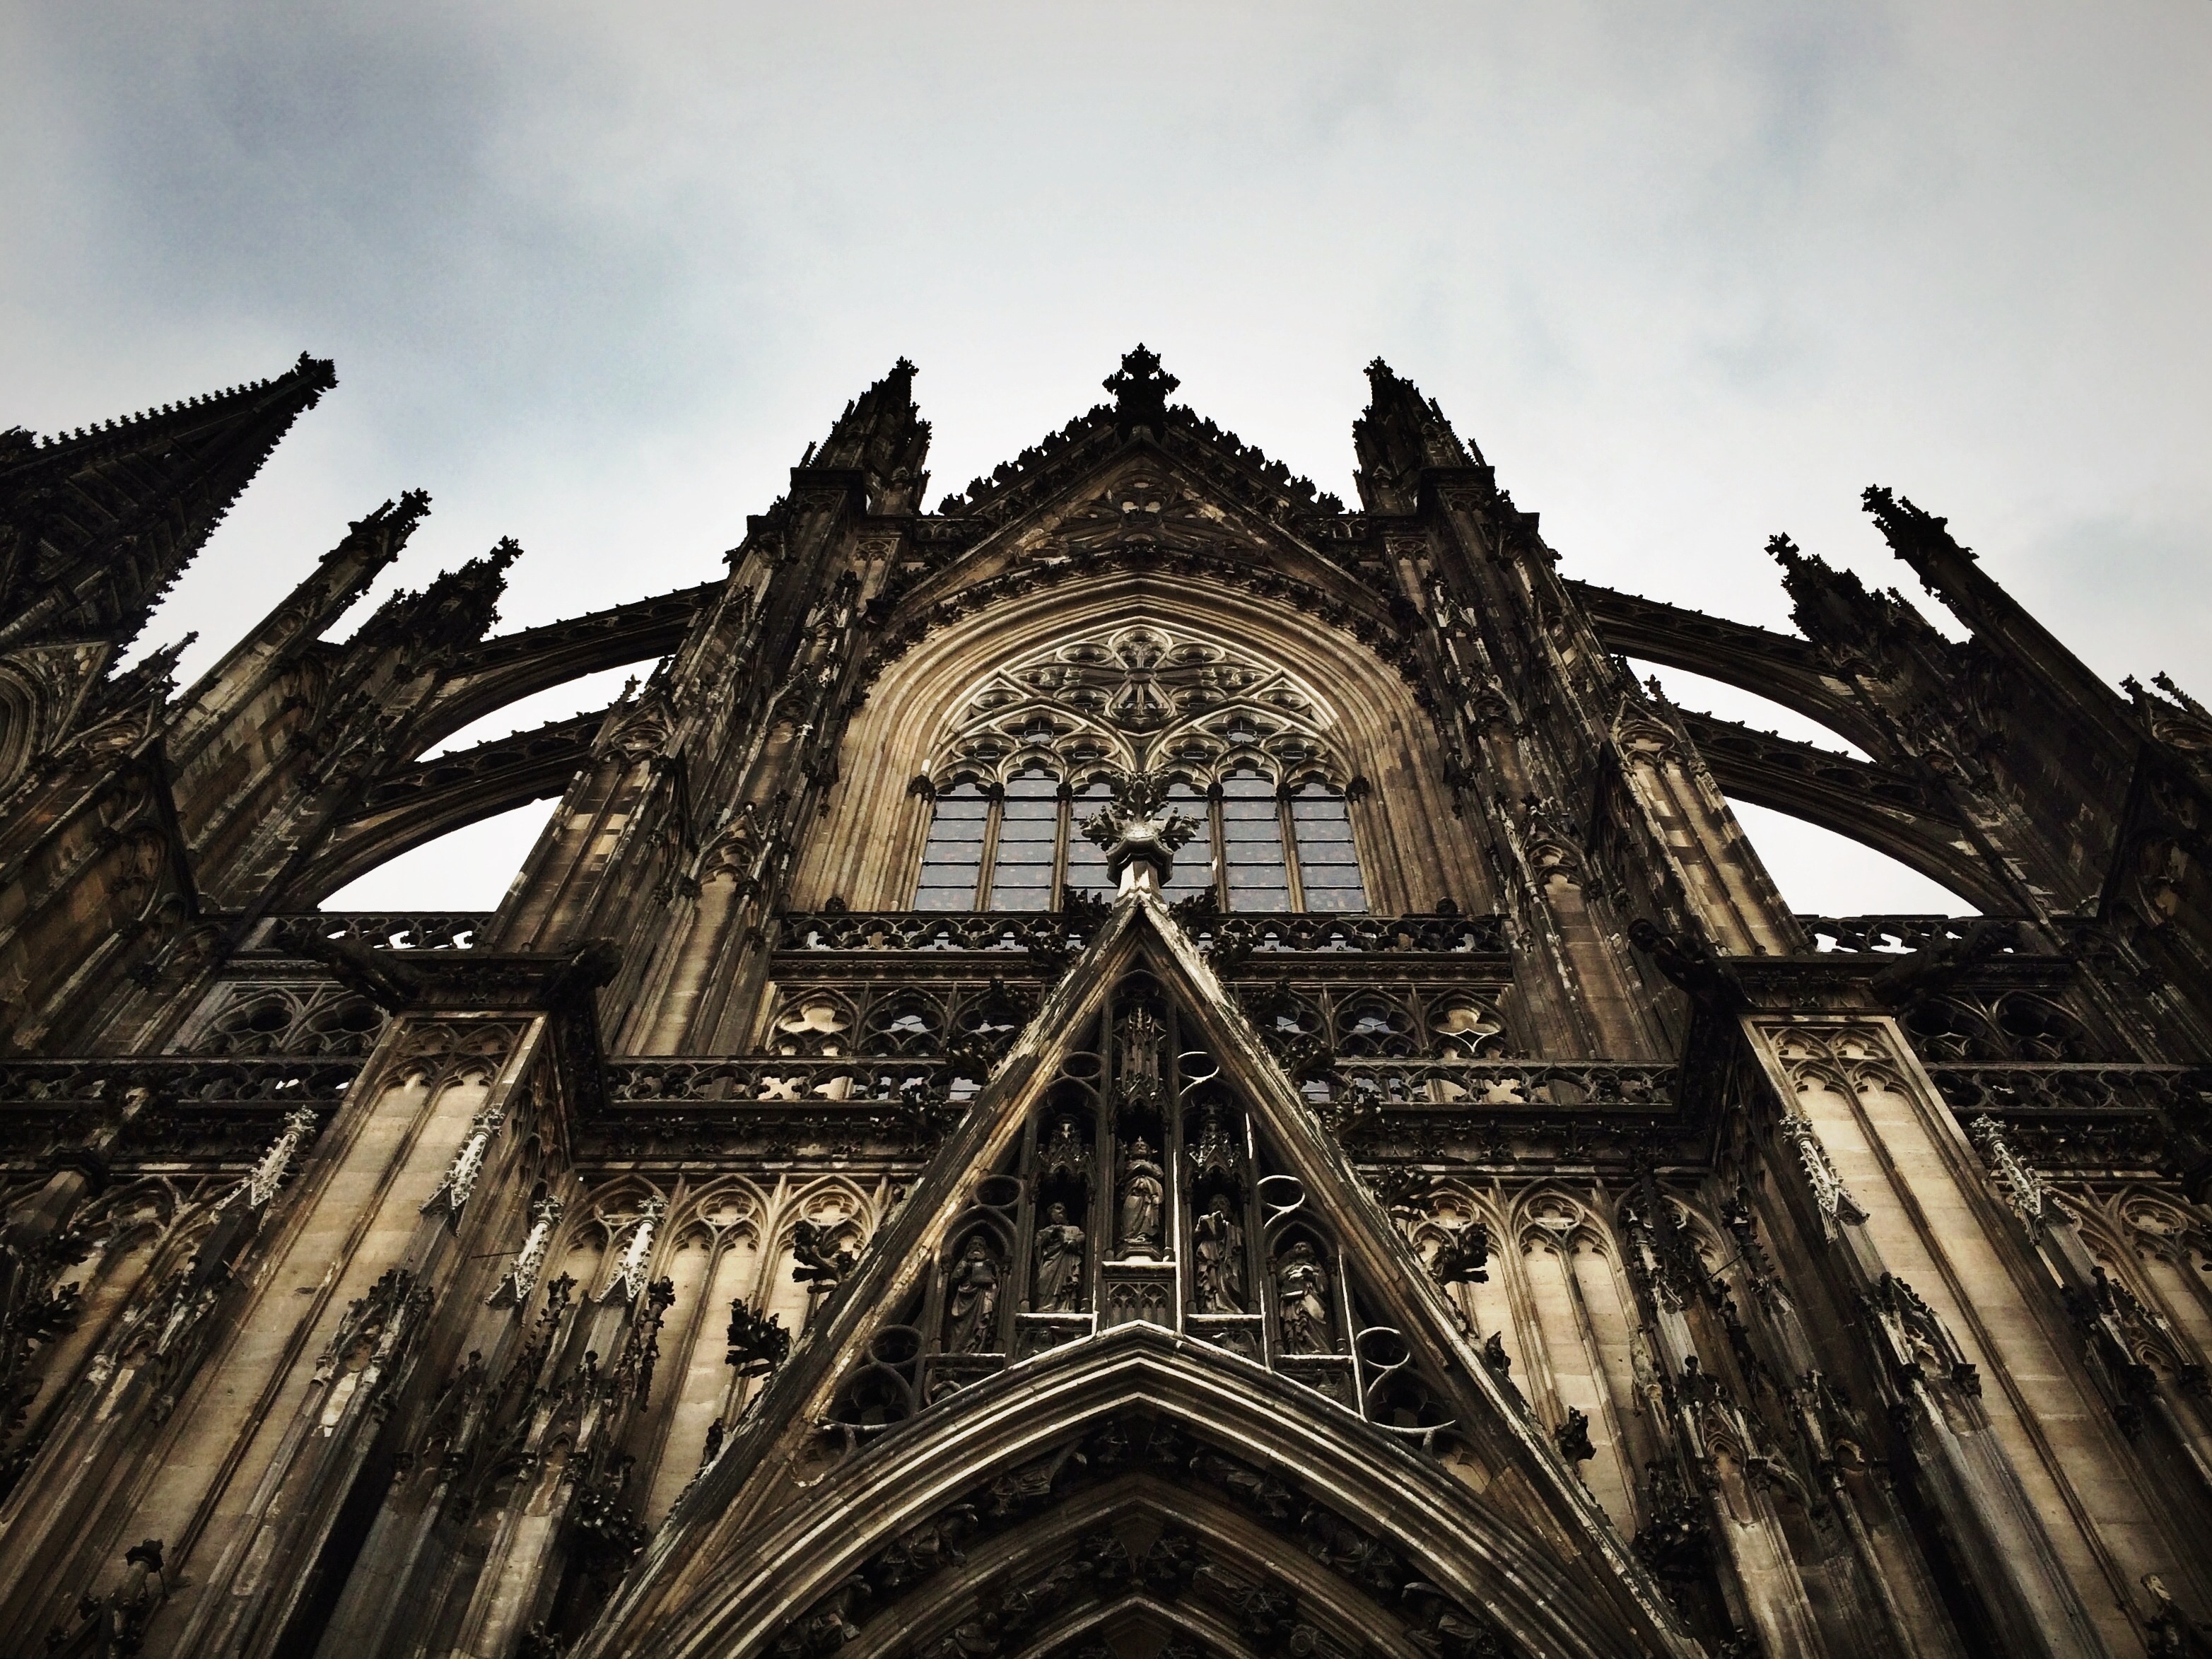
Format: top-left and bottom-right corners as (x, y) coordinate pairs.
(777, 909), (1509, 957)
(1795, 915), (2013, 954)
(777, 912), (1080, 954)
(1924, 1063), (2206, 1118)
(0, 1057), (362, 1106)
(605, 1057), (951, 1106)
(1320, 1060), (1678, 1110)
(249, 913), (493, 953)
(1182, 911), (1509, 957)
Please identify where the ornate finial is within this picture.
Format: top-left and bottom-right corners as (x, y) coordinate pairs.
(1081, 769), (1198, 893)
(422, 1103), (507, 1219)
(1969, 1116), (2054, 1240)
(226, 1106), (322, 1212)
(606, 1198), (667, 1303)
(491, 1197), (566, 1308)
(1104, 346), (1179, 438)
(1777, 1114), (1868, 1236)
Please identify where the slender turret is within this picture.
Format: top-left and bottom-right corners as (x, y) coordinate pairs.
(0, 353), (336, 652)
(1352, 358), (1477, 513)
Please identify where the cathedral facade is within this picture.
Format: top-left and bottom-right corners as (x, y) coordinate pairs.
(0, 346), (2209, 1658)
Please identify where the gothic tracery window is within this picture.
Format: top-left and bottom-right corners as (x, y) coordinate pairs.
(910, 623), (1367, 914)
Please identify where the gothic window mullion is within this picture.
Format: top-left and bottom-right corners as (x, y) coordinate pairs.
(1052, 784), (1072, 905)
(974, 788), (1006, 910)
(1279, 792), (1308, 914)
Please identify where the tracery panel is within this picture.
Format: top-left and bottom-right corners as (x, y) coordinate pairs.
(905, 619), (1370, 913)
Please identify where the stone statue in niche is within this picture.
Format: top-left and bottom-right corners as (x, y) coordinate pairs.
(946, 1236), (1001, 1353)
(1194, 1194), (1246, 1313)
(1038, 1117), (1092, 1187)
(1276, 1240), (1334, 1354)
(1117, 1139), (1166, 1258)
(1032, 1202), (1086, 1311)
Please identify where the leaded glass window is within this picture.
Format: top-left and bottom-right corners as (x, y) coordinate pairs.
(988, 770), (1060, 913)
(1063, 780), (1115, 900)
(1289, 784), (1367, 912)
(913, 782), (988, 911)
(908, 619), (1368, 913)
(1159, 780), (1216, 905)
(1219, 769), (1290, 911)
(911, 770), (1364, 914)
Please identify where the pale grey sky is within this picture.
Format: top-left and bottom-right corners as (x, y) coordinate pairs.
(5, 3), (2208, 915)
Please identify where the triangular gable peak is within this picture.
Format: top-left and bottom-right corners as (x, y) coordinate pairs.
(885, 350), (1403, 640)
(585, 895), (1696, 1659)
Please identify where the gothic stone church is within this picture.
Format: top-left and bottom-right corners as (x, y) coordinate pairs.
(1, 347), (2210, 1659)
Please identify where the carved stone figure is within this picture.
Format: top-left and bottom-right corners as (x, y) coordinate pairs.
(1194, 1195), (1246, 1314)
(1031, 1203), (1085, 1312)
(1275, 1240), (1333, 1354)
(1116, 1139), (1165, 1257)
(945, 1236), (1001, 1354)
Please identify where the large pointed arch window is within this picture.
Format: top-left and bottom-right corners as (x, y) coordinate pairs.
(909, 621), (1371, 914)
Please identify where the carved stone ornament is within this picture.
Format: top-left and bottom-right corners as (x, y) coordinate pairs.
(1082, 769), (1197, 891)
(1037, 1116), (1092, 1187)
(1777, 1113), (1869, 1234)
(223, 1103), (322, 1212)
(604, 1197), (667, 1303)
(1968, 1115), (2056, 1239)
(421, 1102), (505, 1218)
(490, 1196), (564, 1308)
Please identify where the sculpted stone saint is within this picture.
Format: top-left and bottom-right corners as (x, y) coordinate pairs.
(946, 1236), (1000, 1353)
(1193, 1194), (1245, 1314)
(1117, 1139), (1165, 1257)
(1032, 1202), (1085, 1311)
(1275, 1240), (1333, 1354)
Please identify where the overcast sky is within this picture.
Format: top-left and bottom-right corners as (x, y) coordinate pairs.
(5, 3), (2208, 915)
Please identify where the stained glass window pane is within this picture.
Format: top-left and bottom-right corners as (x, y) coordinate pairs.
(1063, 781), (1114, 901)
(1159, 781), (1215, 902)
(988, 771), (1060, 913)
(1220, 771), (1288, 912)
(914, 782), (989, 910)
(1290, 787), (1366, 914)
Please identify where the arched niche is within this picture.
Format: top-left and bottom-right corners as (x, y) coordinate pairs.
(792, 572), (1490, 917)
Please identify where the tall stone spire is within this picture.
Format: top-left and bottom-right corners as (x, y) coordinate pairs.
(1352, 358), (1477, 514)
(0, 351), (337, 652)
(810, 357), (931, 515)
